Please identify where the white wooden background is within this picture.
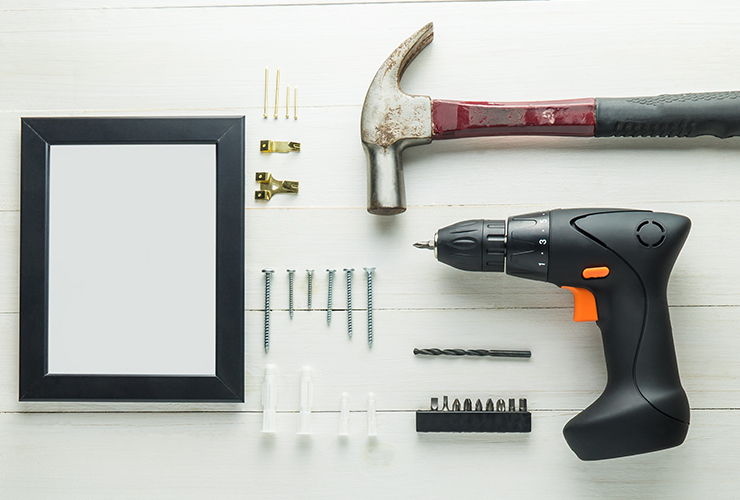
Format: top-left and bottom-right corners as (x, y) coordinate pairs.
(2, 0), (740, 498)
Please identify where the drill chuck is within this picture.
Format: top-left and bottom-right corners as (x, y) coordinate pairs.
(422, 211), (551, 281)
(436, 219), (505, 271)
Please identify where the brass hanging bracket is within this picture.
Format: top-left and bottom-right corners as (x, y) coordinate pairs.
(260, 140), (301, 153)
(255, 172), (299, 201)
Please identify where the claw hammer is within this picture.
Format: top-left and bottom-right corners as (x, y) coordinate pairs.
(361, 23), (740, 215)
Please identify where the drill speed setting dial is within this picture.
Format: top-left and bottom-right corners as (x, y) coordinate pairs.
(506, 211), (550, 282)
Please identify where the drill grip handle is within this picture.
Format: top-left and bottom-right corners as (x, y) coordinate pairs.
(564, 281), (690, 460)
(595, 91), (740, 138)
(549, 209), (692, 460)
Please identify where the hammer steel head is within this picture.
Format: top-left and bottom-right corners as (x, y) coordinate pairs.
(361, 23), (434, 215)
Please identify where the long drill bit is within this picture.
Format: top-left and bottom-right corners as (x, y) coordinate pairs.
(413, 348), (531, 358)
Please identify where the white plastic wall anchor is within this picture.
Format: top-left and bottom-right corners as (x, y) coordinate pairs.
(298, 366), (313, 435)
(339, 392), (350, 436)
(261, 364), (277, 433)
(367, 392), (377, 437)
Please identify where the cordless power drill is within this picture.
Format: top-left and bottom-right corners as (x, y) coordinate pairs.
(415, 208), (691, 460)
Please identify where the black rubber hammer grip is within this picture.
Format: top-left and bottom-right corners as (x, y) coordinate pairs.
(595, 91), (740, 138)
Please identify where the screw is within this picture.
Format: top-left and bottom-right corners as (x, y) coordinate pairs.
(306, 270), (314, 310)
(287, 269), (295, 319)
(326, 269), (336, 325)
(344, 268), (354, 338)
(364, 268), (375, 348)
(262, 269), (274, 353)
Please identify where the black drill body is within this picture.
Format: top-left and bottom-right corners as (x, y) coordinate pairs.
(426, 208), (691, 460)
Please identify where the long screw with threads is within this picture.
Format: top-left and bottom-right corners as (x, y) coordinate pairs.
(327, 269), (336, 325)
(287, 269), (295, 320)
(344, 268), (354, 338)
(306, 270), (314, 310)
(262, 269), (274, 353)
(364, 268), (375, 347)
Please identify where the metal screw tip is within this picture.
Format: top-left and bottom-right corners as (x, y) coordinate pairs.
(413, 240), (434, 250)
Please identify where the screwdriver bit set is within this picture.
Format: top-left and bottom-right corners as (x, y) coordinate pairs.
(416, 396), (531, 433)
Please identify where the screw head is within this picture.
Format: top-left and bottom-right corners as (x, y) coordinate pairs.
(344, 268), (354, 272)
(262, 268), (275, 273)
(327, 269), (336, 273)
(364, 267), (376, 275)
(287, 269), (296, 273)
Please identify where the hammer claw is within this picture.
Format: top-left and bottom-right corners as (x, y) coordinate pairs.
(361, 23), (435, 215)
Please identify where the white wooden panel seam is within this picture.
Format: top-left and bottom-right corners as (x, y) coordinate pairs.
(1, 408), (735, 414)
(1, 0), (523, 12)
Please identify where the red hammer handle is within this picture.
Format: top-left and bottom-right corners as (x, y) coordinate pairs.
(432, 98), (596, 139)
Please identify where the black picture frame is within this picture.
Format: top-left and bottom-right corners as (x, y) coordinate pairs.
(19, 117), (245, 402)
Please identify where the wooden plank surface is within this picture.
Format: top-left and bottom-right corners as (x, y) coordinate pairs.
(1, 303), (737, 412)
(1, 411), (739, 500)
(2, 0), (740, 112)
(2, 0), (740, 497)
(1, 0), (497, 10)
(4, 202), (740, 312)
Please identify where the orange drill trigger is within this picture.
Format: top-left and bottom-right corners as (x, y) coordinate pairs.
(562, 286), (598, 322)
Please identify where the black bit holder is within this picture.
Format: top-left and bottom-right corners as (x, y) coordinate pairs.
(416, 397), (531, 433)
(416, 410), (531, 433)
